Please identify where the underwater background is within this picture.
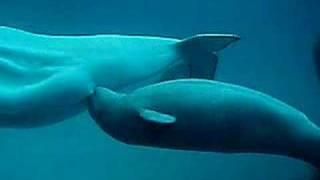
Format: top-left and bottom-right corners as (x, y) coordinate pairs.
(0, 0), (320, 179)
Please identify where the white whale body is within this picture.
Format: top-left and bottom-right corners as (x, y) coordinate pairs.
(88, 79), (320, 169)
(0, 27), (239, 127)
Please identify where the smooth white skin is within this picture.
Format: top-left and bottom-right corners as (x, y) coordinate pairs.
(88, 79), (320, 168)
(0, 27), (184, 127)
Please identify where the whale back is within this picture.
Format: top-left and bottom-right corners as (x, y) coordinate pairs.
(0, 27), (240, 90)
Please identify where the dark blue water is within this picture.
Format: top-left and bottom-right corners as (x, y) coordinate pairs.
(0, 0), (320, 179)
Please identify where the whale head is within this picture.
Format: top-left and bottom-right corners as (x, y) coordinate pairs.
(87, 87), (141, 143)
(87, 87), (176, 145)
(87, 87), (123, 133)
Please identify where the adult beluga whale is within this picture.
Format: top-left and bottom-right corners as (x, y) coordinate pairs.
(0, 27), (239, 128)
(87, 79), (320, 169)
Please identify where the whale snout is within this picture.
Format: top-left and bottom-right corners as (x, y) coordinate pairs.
(91, 87), (105, 99)
(87, 88), (100, 119)
(87, 87), (123, 119)
(88, 87), (103, 107)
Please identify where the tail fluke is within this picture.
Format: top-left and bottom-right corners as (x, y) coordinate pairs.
(177, 34), (240, 79)
(178, 34), (240, 52)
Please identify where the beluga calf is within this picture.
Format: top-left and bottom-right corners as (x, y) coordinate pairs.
(0, 27), (239, 128)
(88, 79), (320, 169)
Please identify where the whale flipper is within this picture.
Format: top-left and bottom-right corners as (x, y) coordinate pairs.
(139, 109), (176, 125)
(177, 34), (240, 79)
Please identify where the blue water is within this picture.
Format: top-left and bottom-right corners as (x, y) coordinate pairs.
(0, 0), (320, 179)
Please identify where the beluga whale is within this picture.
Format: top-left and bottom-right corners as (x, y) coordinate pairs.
(88, 79), (320, 169)
(0, 27), (239, 128)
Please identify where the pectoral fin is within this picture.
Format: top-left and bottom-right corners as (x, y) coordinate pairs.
(139, 109), (176, 126)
